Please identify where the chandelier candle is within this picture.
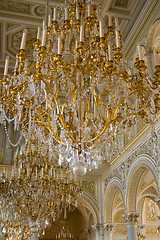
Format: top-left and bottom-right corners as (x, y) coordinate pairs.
(58, 37), (61, 55)
(137, 44), (143, 61)
(99, 20), (104, 38)
(88, 4), (91, 17)
(41, 27), (47, 46)
(108, 14), (112, 26)
(115, 17), (120, 30)
(76, 5), (80, 20)
(48, 14), (52, 26)
(53, 7), (57, 21)
(20, 29), (27, 50)
(37, 26), (41, 40)
(4, 56), (9, 76)
(116, 30), (120, 48)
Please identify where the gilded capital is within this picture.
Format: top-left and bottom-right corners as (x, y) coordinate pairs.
(123, 212), (139, 225)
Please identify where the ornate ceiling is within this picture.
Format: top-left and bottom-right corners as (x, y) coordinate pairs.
(0, 0), (147, 77)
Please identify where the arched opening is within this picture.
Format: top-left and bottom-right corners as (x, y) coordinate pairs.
(104, 179), (126, 240)
(126, 155), (159, 239)
(40, 207), (87, 240)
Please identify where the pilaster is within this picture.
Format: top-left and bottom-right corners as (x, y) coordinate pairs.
(104, 223), (115, 240)
(92, 224), (104, 240)
(87, 229), (92, 240)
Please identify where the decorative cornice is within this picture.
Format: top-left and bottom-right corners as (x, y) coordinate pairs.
(104, 223), (115, 231)
(0, 0), (30, 13)
(82, 180), (96, 197)
(104, 127), (160, 188)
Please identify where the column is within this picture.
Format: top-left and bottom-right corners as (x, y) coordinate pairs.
(123, 213), (139, 240)
(104, 223), (114, 240)
(92, 225), (103, 240)
(87, 229), (92, 240)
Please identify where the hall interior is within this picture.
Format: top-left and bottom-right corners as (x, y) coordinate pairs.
(0, 0), (160, 240)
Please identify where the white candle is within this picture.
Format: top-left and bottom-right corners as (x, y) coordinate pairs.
(41, 167), (44, 177)
(76, 5), (80, 19)
(94, 102), (97, 118)
(20, 29), (27, 49)
(53, 8), (57, 21)
(41, 27), (47, 46)
(57, 105), (59, 114)
(115, 17), (119, 30)
(4, 56), (9, 75)
(65, 7), (68, 20)
(108, 43), (112, 61)
(43, 19), (46, 29)
(58, 37), (61, 54)
(37, 26), (41, 40)
(108, 14), (112, 27)
(88, 4), (91, 17)
(115, 30), (120, 48)
(137, 44), (143, 61)
(75, 40), (78, 49)
(80, 24), (84, 42)
(50, 167), (53, 177)
(27, 167), (29, 177)
(48, 14), (52, 26)
(99, 20), (103, 38)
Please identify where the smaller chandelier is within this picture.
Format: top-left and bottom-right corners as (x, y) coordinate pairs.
(0, 132), (82, 238)
(56, 222), (74, 240)
(0, 200), (31, 240)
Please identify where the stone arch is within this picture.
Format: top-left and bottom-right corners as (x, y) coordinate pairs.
(126, 154), (158, 213)
(147, 18), (160, 71)
(78, 190), (100, 227)
(104, 177), (125, 223)
(88, 213), (94, 229)
(147, 18), (160, 51)
(41, 207), (88, 240)
(136, 168), (158, 224)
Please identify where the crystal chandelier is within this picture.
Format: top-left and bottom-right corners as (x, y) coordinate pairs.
(0, 133), (82, 238)
(56, 225), (74, 239)
(1, 0), (160, 175)
(0, 200), (31, 240)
